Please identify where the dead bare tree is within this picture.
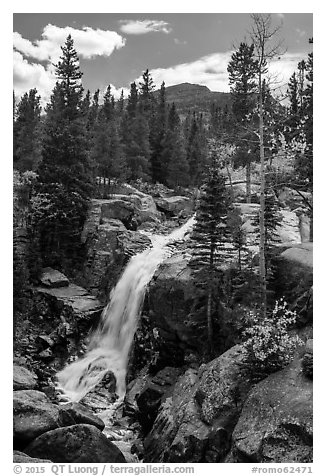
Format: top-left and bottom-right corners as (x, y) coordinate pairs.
(250, 13), (285, 319)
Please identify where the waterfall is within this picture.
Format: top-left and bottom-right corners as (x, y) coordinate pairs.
(56, 216), (195, 402)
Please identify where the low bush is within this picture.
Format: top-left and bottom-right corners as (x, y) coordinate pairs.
(243, 298), (303, 380)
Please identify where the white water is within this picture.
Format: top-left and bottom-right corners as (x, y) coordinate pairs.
(56, 216), (195, 402)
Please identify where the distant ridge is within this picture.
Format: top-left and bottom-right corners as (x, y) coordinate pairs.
(154, 82), (231, 116)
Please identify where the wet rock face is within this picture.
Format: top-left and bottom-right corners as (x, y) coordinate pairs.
(24, 424), (126, 463)
(228, 358), (313, 463)
(146, 252), (196, 363)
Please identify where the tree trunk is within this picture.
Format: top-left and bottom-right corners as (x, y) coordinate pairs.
(246, 161), (252, 203)
(226, 163), (234, 201)
(259, 73), (267, 319)
(207, 247), (214, 355)
(207, 287), (213, 355)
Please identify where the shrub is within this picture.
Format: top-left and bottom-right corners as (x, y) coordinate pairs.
(302, 352), (313, 379)
(243, 298), (303, 380)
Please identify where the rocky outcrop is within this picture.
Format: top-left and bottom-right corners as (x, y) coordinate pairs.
(24, 424), (126, 463)
(59, 402), (105, 431)
(13, 390), (61, 444)
(143, 345), (253, 462)
(39, 268), (69, 288)
(155, 196), (193, 217)
(273, 243), (313, 323)
(81, 200), (153, 298)
(136, 367), (183, 431)
(35, 283), (103, 318)
(280, 242), (313, 269)
(195, 345), (253, 428)
(15, 274), (104, 385)
(235, 203), (302, 247)
(13, 451), (52, 463)
(85, 196), (161, 233)
(13, 365), (38, 391)
(227, 358), (313, 463)
(146, 251), (196, 364)
(144, 368), (209, 462)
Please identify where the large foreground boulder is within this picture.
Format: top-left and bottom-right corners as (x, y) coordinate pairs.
(144, 345), (253, 463)
(227, 358), (313, 463)
(13, 390), (61, 444)
(13, 365), (38, 391)
(24, 424), (126, 463)
(59, 402), (105, 431)
(13, 451), (52, 463)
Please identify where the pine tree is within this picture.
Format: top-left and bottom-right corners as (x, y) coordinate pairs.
(186, 113), (208, 186)
(150, 82), (167, 183)
(81, 89), (91, 116)
(161, 103), (189, 188)
(121, 83), (150, 181)
(139, 69), (156, 116)
(34, 35), (93, 270)
(252, 186), (283, 290)
(117, 90), (125, 114)
(288, 73), (299, 120)
(92, 101), (126, 190)
(227, 42), (259, 202)
(102, 85), (115, 122)
(126, 82), (138, 118)
(13, 88), (42, 171)
(189, 164), (231, 355)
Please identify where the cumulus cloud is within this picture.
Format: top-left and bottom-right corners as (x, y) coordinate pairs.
(269, 52), (307, 86)
(13, 24), (126, 104)
(119, 19), (171, 35)
(14, 24), (126, 62)
(146, 52), (232, 92)
(136, 51), (305, 94)
(13, 50), (56, 105)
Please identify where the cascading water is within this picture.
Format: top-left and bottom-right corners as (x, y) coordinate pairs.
(56, 216), (195, 403)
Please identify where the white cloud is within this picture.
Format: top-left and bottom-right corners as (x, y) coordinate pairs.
(276, 13), (285, 19)
(269, 52), (306, 88)
(13, 50), (56, 106)
(13, 24), (126, 105)
(119, 19), (171, 35)
(134, 51), (306, 94)
(14, 24), (126, 63)
(146, 52), (232, 92)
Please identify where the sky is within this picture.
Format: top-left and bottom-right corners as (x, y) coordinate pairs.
(13, 12), (313, 104)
